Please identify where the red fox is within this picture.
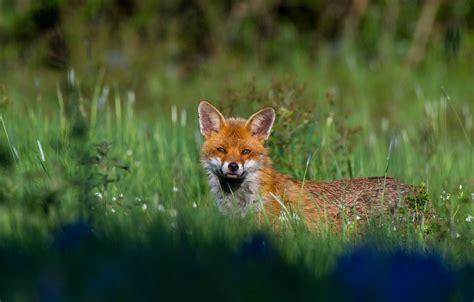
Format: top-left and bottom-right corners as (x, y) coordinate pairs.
(198, 101), (422, 229)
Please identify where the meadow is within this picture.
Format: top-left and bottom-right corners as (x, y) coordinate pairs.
(0, 50), (473, 300)
(0, 1), (473, 300)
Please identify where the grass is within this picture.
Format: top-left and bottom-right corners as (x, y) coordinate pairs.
(0, 50), (473, 300)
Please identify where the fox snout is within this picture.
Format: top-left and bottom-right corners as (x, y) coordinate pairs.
(221, 161), (244, 178)
(227, 162), (239, 172)
(203, 157), (259, 179)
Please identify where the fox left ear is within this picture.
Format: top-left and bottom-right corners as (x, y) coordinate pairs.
(245, 107), (275, 140)
(198, 101), (226, 137)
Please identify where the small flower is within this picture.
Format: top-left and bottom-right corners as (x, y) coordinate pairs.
(173, 187), (179, 192)
(142, 203), (147, 211)
(466, 215), (473, 223)
(456, 233), (461, 239)
(111, 208), (116, 214)
(440, 190), (451, 201)
(356, 215), (361, 221)
(94, 192), (103, 199)
(192, 202), (198, 208)
(393, 226), (397, 231)
(471, 193), (474, 202)
(279, 212), (289, 221)
(459, 184), (463, 190)
(112, 194), (124, 202)
(126, 149), (133, 157)
(291, 213), (301, 221)
(157, 204), (165, 212)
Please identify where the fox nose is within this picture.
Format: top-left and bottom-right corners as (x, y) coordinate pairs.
(228, 162), (239, 172)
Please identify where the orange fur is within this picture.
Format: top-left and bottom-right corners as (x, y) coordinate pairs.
(199, 101), (418, 230)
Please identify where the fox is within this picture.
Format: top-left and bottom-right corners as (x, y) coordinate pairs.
(198, 101), (423, 229)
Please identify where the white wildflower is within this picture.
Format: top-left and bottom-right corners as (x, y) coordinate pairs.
(192, 202), (198, 208)
(466, 215), (473, 223)
(356, 215), (361, 221)
(292, 213), (301, 221)
(94, 192), (103, 199)
(440, 190), (450, 201)
(173, 186), (179, 192)
(112, 196), (117, 202)
(456, 233), (461, 239)
(142, 203), (147, 211)
(111, 208), (116, 214)
(126, 149), (133, 157)
(157, 204), (165, 212)
(279, 212), (289, 221)
(393, 226), (397, 232)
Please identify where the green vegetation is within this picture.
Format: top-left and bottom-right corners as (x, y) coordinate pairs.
(0, 1), (473, 300)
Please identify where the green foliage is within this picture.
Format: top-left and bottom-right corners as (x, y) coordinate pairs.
(1, 1), (473, 70)
(405, 183), (431, 211)
(0, 1), (473, 298)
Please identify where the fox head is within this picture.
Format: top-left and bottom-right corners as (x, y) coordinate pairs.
(198, 101), (275, 180)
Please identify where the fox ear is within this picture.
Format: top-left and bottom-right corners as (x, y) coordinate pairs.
(198, 101), (226, 137)
(245, 107), (275, 140)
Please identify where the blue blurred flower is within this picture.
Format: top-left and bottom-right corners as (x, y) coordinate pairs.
(238, 233), (272, 261)
(52, 219), (93, 250)
(334, 245), (456, 302)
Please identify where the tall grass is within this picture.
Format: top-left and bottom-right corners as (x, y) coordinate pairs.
(0, 53), (473, 299)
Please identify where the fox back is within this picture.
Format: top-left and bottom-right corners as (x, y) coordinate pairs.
(198, 101), (422, 229)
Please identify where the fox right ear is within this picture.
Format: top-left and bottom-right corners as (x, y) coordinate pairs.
(198, 101), (226, 137)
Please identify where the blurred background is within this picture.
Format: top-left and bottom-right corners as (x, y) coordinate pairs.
(1, 0), (473, 109)
(0, 1), (473, 301)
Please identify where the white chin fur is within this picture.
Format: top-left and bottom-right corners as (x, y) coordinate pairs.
(202, 156), (262, 217)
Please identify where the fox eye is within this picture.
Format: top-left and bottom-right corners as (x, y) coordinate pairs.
(242, 149), (251, 155)
(217, 147), (226, 153)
